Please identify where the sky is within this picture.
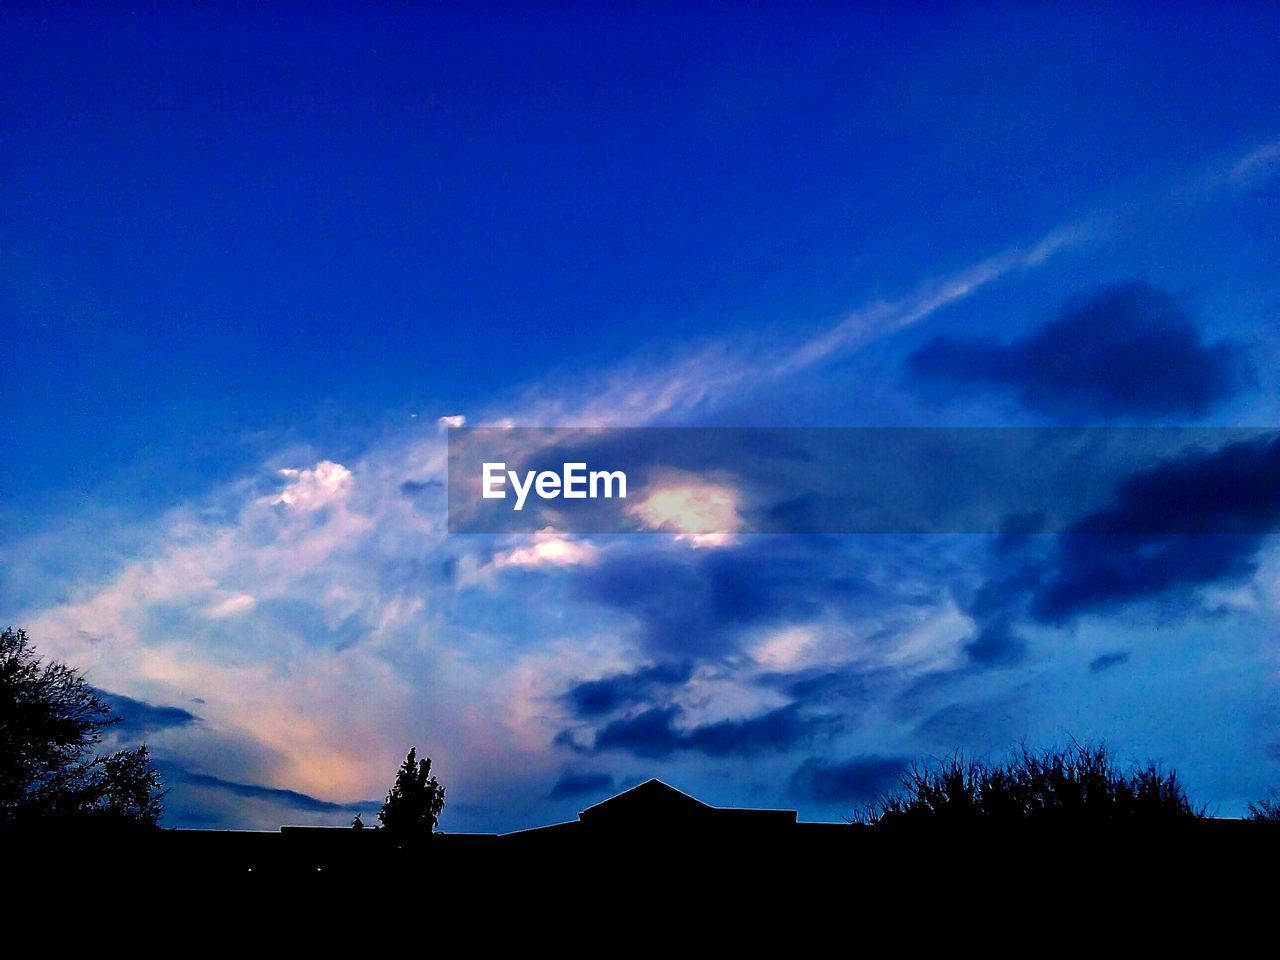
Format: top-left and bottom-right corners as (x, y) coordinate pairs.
(2, 2), (1279, 830)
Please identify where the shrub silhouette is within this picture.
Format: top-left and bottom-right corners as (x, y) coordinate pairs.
(862, 743), (1202, 824)
(1248, 792), (1280, 820)
(0, 626), (164, 826)
(379, 747), (445, 837)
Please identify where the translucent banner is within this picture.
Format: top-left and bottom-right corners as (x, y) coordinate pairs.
(447, 427), (1280, 536)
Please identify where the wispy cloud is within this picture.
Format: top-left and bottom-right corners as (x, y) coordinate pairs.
(507, 220), (1093, 429)
(1227, 139), (1280, 186)
(774, 222), (1092, 378)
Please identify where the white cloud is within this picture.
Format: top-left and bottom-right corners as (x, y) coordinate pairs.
(751, 625), (820, 670)
(270, 461), (354, 511)
(628, 471), (744, 547)
(493, 529), (598, 569)
(204, 593), (258, 620)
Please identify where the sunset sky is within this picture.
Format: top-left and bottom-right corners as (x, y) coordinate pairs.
(3, 2), (1279, 830)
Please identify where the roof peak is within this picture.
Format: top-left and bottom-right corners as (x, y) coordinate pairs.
(578, 778), (710, 819)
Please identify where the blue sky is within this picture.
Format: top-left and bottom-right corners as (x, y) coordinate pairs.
(2, 2), (1279, 830)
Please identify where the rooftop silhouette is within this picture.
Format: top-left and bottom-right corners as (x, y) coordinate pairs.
(521, 778), (799, 837)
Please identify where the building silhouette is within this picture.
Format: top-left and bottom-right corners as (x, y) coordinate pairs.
(12, 775), (1279, 892)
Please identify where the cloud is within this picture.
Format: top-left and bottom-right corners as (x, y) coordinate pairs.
(20, 451), (430, 807)
(962, 617), (1027, 667)
(907, 282), (1249, 419)
(548, 771), (615, 800)
(628, 470), (744, 547)
(588, 708), (688, 758)
(514, 221), (1090, 428)
(97, 689), (199, 739)
(438, 415), (466, 431)
(775, 223), (1089, 378)
(400, 478), (443, 495)
(519, 136), (1270, 434)
(751, 625), (820, 670)
(574, 549), (786, 658)
(758, 665), (876, 704)
(1035, 534), (1264, 624)
(952, 525), (1049, 667)
(493, 530), (598, 569)
(788, 755), (908, 804)
(203, 593), (257, 620)
(914, 694), (1025, 749)
(1031, 432), (1280, 621)
(940, 432), (1280, 682)
(1089, 652), (1131, 673)
(573, 535), (950, 666)
(563, 661), (693, 718)
(589, 704), (830, 759)
(162, 764), (375, 815)
(1228, 140), (1280, 186)
(270, 461), (355, 511)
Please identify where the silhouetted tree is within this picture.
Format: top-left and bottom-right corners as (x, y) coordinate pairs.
(378, 747), (444, 837)
(0, 626), (164, 826)
(860, 743), (1202, 824)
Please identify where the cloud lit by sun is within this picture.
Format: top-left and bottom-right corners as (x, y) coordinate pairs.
(628, 471), (744, 547)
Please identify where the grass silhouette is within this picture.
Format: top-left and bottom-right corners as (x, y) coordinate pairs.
(1248, 792), (1280, 820)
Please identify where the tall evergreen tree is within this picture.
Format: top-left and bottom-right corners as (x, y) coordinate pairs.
(378, 747), (445, 837)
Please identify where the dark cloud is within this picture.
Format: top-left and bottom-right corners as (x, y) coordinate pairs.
(1089, 651), (1131, 673)
(575, 538), (885, 658)
(907, 282), (1248, 419)
(161, 764), (373, 814)
(590, 708), (686, 758)
(788, 755), (908, 804)
(548, 772), (615, 800)
(400, 478), (443, 496)
(954, 434), (1280, 646)
(1034, 533), (1262, 623)
(952, 523), (1050, 667)
(588, 704), (830, 759)
(575, 554), (779, 658)
(1031, 433), (1280, 622)
(97, 689), (199, 738)
(563, 661), (693, 718)
(757, 665), (876, 704)
(552, 729), (589, 754)
(1070, 430), (1280, 537)
(963, 617), (1027, 667)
